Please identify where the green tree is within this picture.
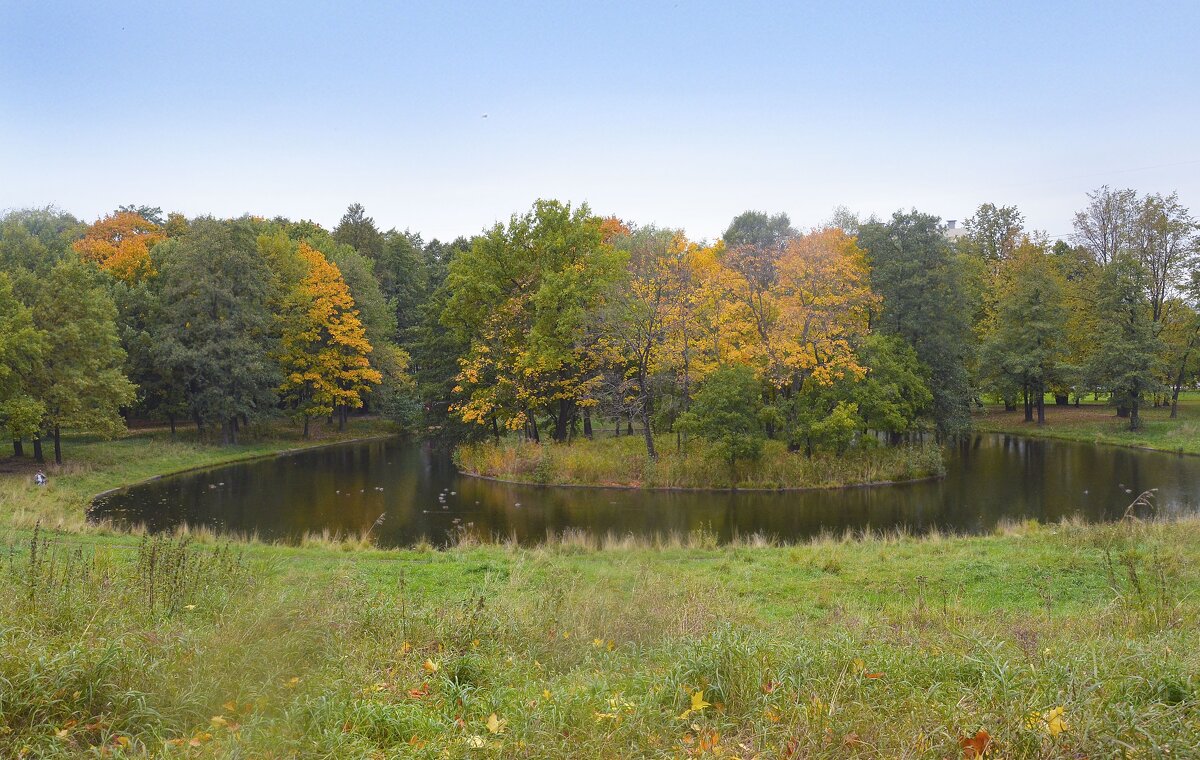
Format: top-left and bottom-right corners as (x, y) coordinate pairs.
(379, 229), (428, 332)
(849, 334), (932, 439)
(0, 272), (46, 454)
(677, 364), (764, 476)
(332, 203), (384, 261)
(979, 240), (1069, 424)
(964, 203), (1024, 273)
(0, 206), (84, 274)
(23, 261), (135, 463)
(858, 211), (975, 436)
(154, 219), (279, 444)
(443, 200), (625, 442)
(1086, 254), (1161, 430)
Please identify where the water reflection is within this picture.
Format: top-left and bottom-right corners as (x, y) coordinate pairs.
(90, 434), (1200, 546)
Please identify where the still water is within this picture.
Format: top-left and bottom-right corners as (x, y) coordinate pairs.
(89, 435), (1200, 546)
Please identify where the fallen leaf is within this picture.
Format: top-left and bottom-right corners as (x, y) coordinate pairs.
(485, 713), (506, 734)
(959, 729), (991, 758)
(422, 659), (439, 674)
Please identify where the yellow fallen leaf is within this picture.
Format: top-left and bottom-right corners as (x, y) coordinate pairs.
(678, 690), (711, 720)
(543, 689), (552, 700)
(400, 641), (412, 654)
(423, 659), (439, 674)
(466, 735), (486, 748)
(285, 677), (300, 688)
(210, 716), (228, 729)
(852, 658), (865, 674)
(485, 713), (506, 734)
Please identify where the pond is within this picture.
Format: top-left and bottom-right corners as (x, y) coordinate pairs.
(89, 434), (1200, 546)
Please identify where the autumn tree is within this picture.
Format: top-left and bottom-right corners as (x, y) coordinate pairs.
(276, 243), (382, 435)
(602, 226), (684, 459)
(443, 200), (625, 442)
(72, 211), (165, 282)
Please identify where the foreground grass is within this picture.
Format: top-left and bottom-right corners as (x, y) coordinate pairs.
(0, 417), (397, 532)
(1, 518), (1197, 758)
(455, 435), (945, 490)
(975, 393), (1200, 455)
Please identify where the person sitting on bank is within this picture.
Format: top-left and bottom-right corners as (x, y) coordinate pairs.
(34, 470), (47, 486)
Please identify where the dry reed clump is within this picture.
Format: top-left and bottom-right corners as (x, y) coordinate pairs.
(455, 435), (946, 490)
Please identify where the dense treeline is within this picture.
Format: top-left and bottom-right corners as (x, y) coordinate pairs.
(0, 187), (1196, 466)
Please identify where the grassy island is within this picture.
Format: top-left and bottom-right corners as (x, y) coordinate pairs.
(454, 434), (945, 490)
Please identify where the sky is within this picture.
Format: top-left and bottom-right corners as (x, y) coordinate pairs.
(3, 0), (1198, 243)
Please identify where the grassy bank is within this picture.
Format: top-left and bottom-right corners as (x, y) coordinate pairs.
(0, 417), (397, 532)
(975, 393), (1200, 455)
(1, 517), (1197, 758)
(455, 435), (945, 490)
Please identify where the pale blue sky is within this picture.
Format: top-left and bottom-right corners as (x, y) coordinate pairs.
(3, 0), (1198, 241)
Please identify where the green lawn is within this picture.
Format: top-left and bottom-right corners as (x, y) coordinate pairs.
(975, 392), (1200, 455)
(1, 518), (1196, 758)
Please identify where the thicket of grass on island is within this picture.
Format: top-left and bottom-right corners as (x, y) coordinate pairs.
(2, 517), (1196, 758)
(454, 434), (945, 490)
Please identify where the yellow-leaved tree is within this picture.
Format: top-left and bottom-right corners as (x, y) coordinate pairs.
(72, 211), (165, 282)
(278, 242), (382, 436)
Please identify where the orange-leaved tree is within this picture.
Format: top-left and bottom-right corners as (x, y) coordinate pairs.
(277, 242), (382, 436)
(72, 211), (165, 282)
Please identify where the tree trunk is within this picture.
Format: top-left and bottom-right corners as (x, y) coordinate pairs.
(583, 410), (593, 439)
(1036, 385), (1046, 426)
(1171, 334), (1197, 419)
(1023, 384), (1033, 422)
(492, 417), (500, 444)
(1054, 394), (1069, 406)
(53, 425), (62, 465)
(12, 439), (22, 457)
(1130, 395), (1141, 430)
(626, 419), (633, 436)
(32, 435), (43, 464)
(168, 413), (177, 439)
(303, 415), (310, 439)
(553, 398), (573, 443)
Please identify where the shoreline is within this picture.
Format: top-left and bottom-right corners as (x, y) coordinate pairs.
(88, 432), (400, 504)
(454, 468), (945, 493)
(974, 414), (1200, 457)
